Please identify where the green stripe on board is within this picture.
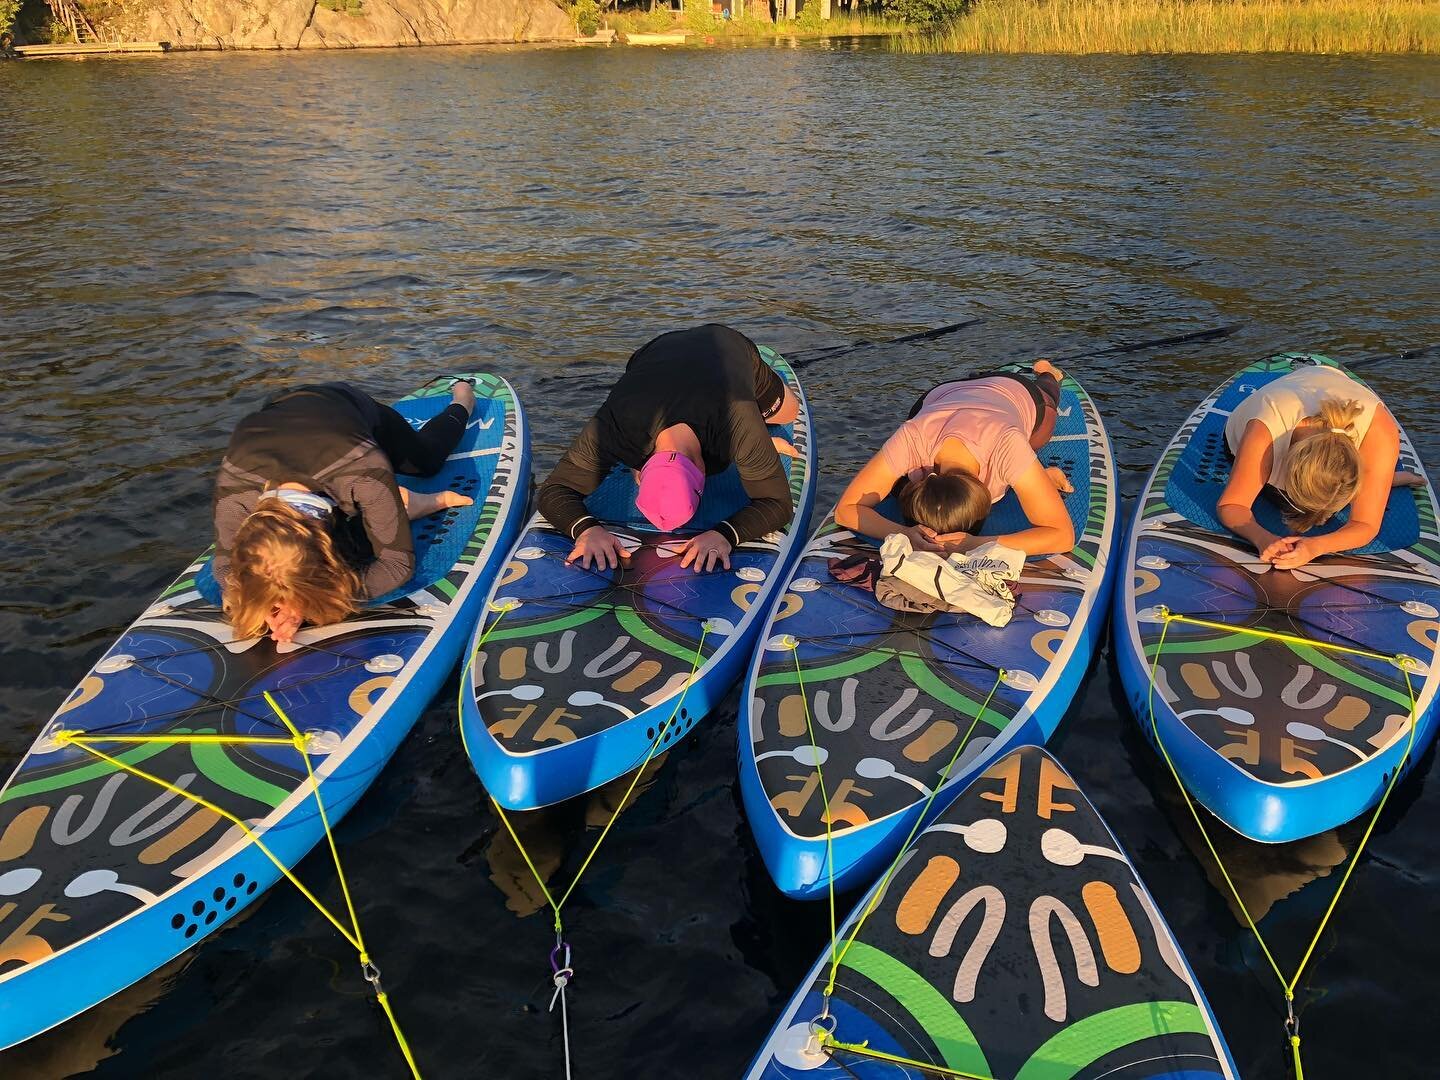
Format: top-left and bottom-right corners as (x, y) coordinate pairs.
(189, 740), (292, 809)
(1, 739), (179, 803)
(613, 608), (710, 666)
(1070, 546), (1096, 569)
(899, 654), (1008, 730)
(484, 605), (610, 642)
(1014, 1001), (1212, 1080)
(162, 577), (197, 599)
(754, 649), (893, 690)
(1143, 632), (1261, 659)
(840, 940), (991, 1078)
(432, 576), (459, 599)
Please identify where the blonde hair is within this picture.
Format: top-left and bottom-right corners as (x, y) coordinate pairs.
(899, 472), (993, 535)
(1282, 397), (1364, 533)
(223, 502), (361, 639)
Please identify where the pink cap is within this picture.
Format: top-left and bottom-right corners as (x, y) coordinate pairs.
(636, 452), (705, 531)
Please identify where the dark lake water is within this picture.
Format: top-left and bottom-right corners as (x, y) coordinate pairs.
(1, 41), (1436, 1079)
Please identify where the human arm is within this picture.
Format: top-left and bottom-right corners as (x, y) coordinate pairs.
(536, 417), (630, 570)
(833, 445), (944, 553)
(936, 458), (1075, 557)
(1217, 419), (1286, 559)
(715, 402), (794, 547)
(350, 473), (415, 599)
(1271, 409), (1401, 570)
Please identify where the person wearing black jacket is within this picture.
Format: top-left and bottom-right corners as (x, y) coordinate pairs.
(537, 324), (799, 573)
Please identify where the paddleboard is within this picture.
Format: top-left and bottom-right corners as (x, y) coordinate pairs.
(741, 368), (1116, 898)
(462, 346), (816, 809)
(747, 745), (1238, 1080)
(1115, 352), (1440, 841)
(0, 373), (529, 1048)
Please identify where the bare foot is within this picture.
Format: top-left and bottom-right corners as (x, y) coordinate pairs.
(399, 488), (474, 520)
(451, 379), (476, 414)
(1033, 358), (1065, 383)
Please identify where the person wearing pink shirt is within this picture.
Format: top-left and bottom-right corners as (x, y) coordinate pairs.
(835, 360), (1076, 557)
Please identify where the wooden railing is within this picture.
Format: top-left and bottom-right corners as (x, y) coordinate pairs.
(46, 1), (101, 44)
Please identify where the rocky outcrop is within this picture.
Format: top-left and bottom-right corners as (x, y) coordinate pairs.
(111, 0), (575, 49)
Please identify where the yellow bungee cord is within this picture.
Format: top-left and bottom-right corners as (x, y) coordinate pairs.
(776, 634), (1004, 1078)
(56, 691), (420, 1078)
(1145, 606), (1421, 1079)
(458, 600), (712, 1080)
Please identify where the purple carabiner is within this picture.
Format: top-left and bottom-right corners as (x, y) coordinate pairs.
(550, 940), (573, 979)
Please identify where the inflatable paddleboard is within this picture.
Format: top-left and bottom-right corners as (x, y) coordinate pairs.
(741, 369), (1116, 898)
(462, 346), (816, 809)
(1115, 352), (1440, 842)
(0, 373), (529, 1049)
(747, 745), (1238, 1079)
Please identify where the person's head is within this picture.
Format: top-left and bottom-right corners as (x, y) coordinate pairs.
(636, 451), (705, 532)
(899, 471), (992, 536)
(1281, 397), (1364, 533)
(223, 502), (361, 639)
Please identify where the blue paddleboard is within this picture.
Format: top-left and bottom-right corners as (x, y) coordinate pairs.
(740, 369), (1117, 898)
(462, 347), (816, 809)
(1114, 352), (1440, 841)
(0, 374), (529, 1048)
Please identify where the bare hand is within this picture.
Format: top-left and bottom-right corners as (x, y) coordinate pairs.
(567, 526), (630, 571)
(267, 603), (303, 644)
(1257, 533), (1293, 563)
(1045, 466), (1074, 494)
(1394, 471), (1425, 488)
(1270, 536), (1323, 571)
(932, 530), (972, 553)
(771, 436), (803, 459)
(678, 530), (732, 573)
(900, 524), (945, 553)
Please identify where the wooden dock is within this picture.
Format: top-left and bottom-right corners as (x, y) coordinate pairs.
(621, 31), (692, 45)
(14, 41), (170, 58)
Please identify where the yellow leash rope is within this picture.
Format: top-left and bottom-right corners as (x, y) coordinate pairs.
(1146, 608), (1420, 1078)
(56, 697), (420, 1077)
(823, 1040), (992, 1079)
(459, 602), (710, 1080)
(778, 635), (1002, 1076)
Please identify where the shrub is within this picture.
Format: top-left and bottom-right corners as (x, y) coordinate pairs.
(684, 3), (716, 32)
(880, 0), (968, 26)
(573, 0), (602, 33)
(0, 0), (20, 36)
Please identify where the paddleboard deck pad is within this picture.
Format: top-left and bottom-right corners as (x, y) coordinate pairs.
(463, 346), (816, 809)
(1115, 353), (1440, 842)
(747, 745), (1238, 1080)
(0, 373), (529, 1048)
(741, 369), (1116, 898)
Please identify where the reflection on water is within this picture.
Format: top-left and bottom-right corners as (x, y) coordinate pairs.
(484, 753), (671, 917)
(0, 42), (1436, 1080)
(1158, 787), (1351, 924)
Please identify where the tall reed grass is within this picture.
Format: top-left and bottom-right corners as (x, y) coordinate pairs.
(895, 0), (1439, 53)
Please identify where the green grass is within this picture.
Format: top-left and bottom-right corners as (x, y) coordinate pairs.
(894, 0), (1440, 53)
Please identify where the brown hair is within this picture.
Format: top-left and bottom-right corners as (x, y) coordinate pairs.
(223, 501), (362, 639)
(1281, 397), (1364, 533)
(899, 472), (992, 535)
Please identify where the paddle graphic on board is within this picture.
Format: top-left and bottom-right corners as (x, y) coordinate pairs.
(748, 745), (1238, 1079)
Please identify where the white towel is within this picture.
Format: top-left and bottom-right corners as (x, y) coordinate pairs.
(879, 535), (1025, 627)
